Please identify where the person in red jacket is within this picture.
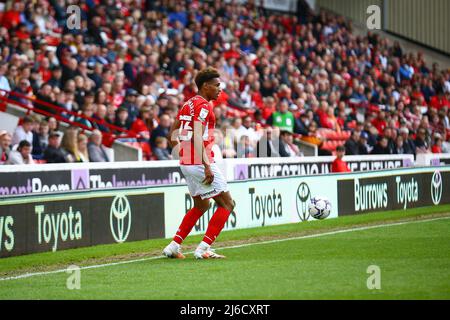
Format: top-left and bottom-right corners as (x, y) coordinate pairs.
(331, 145), (351, 173)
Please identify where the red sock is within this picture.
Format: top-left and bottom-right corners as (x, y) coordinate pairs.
(203, 207), (231, 245)
(173, 207), (204, 244)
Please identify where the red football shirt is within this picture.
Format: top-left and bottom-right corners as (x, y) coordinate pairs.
(177, 95), (215, 165)
(331, 158), (351, 173)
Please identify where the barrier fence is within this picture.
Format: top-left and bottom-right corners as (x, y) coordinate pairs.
(0, 154), (419, 198)
(1, 165), (449, 257)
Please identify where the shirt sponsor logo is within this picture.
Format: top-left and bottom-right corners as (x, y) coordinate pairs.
(179, 115), (192, 121)
(198, 108), (209, 122)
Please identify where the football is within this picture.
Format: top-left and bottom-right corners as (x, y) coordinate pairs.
(308, 196), (332, 220)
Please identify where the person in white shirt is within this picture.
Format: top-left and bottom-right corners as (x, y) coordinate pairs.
(12, 116), (34, 146)
(236, 115), (260, 146)
(6, 140), (34, 165)
(0, 61), (11, 94)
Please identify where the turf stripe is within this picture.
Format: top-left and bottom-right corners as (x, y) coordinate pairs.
(1, 215), (449, 282)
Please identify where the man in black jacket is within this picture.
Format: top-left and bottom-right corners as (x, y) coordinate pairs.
(344, 130), (360, 155)
(371, 137), (392, 155)
(43, 132), (66, 163)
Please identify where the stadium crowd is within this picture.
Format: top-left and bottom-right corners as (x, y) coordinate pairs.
(0, 0), (449, 165)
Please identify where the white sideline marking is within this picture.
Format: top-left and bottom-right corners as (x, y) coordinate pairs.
(1, 216), (449, 282)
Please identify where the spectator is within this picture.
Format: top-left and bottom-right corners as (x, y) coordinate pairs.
(331, 146), (351, 173)
(6, 140), (34, 165)
(0, 61), (11, 93)
(76, 103), (96, 129)
(32, 118), (49, 160)
(371, 111), (387, 135)
(47, 66), (63, 89)
(372, 137), (392, 155)
(88, 130), (110, 162)
(92, 104), (110, 133)
(236, 115), (260, 146)
(121, 89), (140, 123)
(77, 133), (90, 162)
(150, 114), (171, 149)
(399, 128), (415, 155)
(34, 83), (56, 114)
(47, 116), (62, 135)
(43, 132), (66, 163)
(60, 127), (82, 162)
(153, 137), (173, 160)
(345, 130), (361, 155)
(9, 78), (33, 107)
(414, 128), (431, 154)
(431, 133), (443, 154)
(237, 135), (256, 158)
(267, 99), (295, 133)
(393, 135), (406, 154)
(279, 130), (301, 157)
(130, 106), (156, 141)
(11, 115), (34, 146)
(358, 131), (370, 155)
(114, 107), (133, 133)
(0, 131), (12, 164)
(257, 126), (280, 158)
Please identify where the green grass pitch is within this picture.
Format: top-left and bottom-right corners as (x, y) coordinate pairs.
(0, 205), (449, 299)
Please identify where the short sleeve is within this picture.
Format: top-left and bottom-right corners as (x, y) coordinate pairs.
(194, 103), (211, 125)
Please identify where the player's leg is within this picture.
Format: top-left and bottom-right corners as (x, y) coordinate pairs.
(163, 196), (210, 259)
(194, 191), (235, 259)
(174, 196), (210, 244)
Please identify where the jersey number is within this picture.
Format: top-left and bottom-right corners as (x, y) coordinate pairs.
(178, 121), (193, 141)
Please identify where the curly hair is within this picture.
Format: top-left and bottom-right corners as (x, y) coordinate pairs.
(194, 67), (220, 90)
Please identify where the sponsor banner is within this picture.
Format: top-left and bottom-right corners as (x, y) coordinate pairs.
(163, 175), (338, 237)
(416, 154), (450, 167)
(239, 156), (413, 180)
(88, 167), (184, 190)
(0, 192), (164, 257)
(0, 165), (183, 198)
(0, 155), (414, 198)
(0, 171), (72, 197)
(338, 169), (450, 216)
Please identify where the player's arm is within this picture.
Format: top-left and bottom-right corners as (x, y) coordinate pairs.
(192, 120), (214, 185)
(168, 118), (181, 149)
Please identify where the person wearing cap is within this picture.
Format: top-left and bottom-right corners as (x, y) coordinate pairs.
(47, 66), (63, 89)
(0, 131), (12, 164)
(358, 131), (370, 155)
(43, 132), (66, 163)
(121, 88), (140, 122)
(331, 145), (350, 173)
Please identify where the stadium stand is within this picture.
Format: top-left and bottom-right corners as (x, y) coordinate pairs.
(0, 0), (449, 164)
